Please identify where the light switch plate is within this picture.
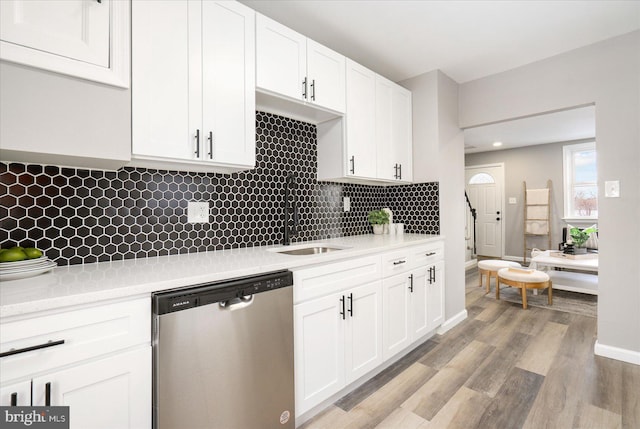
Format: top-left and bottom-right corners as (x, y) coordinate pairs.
(508, 197), (517, 205)
(605, 180), (620, 198)
(343, 196), (351, 212)
(187, 202), (210, 223)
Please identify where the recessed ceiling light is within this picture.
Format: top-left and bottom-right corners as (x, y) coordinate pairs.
(492, 141), (503, 147)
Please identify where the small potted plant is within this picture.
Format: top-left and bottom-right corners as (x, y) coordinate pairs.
(567, 226), (597, 254)
(368, 209), (390, 235)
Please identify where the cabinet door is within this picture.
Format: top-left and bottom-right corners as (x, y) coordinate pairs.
(345, 59), (377, 179)
(382, 273), (411, 361)
(256, 14), (307, 102)
(345, 281), (383, 383)
(132, 0), (196, 161)
(427, 262), (445, 331)
(375, 75), (394, 181)
(32, 347), (151, 429)
(306, 39), (345, 113)
(392, 84), (413, 182)
(202, 1), (255, 167)
(294, 293), (345, 416)
(410, 266), (430, 339)
(1, 0), (109, 67)
(0, 380), (31, 406)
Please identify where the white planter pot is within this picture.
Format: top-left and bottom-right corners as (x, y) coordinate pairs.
(372, 224), (384, 235)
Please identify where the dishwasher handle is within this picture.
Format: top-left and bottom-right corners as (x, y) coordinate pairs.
(219, 295), (254, 311)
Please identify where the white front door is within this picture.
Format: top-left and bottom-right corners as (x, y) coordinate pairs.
(465, 165), (504, 258)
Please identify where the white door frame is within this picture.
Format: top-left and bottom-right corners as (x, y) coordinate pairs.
(465, 163), (506, 259)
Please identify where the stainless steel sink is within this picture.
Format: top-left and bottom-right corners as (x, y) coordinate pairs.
(276, 246), (344, 256)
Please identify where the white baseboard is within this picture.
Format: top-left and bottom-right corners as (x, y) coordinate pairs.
(503, 255), (525, 263)
(594, 341), (640, 365)
(436, 309), (468, 335)
(465, 259), (477, 270)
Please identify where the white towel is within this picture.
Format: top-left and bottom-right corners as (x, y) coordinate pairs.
(527, 206), (548, 220)
(526, 220), (549, 235)
(526, 188), (549, 205)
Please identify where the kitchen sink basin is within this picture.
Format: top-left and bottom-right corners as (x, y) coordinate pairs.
(277, 246), (343, 256)
(269, 244), (351, 256)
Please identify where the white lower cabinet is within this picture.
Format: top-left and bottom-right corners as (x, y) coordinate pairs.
(294, 240), (445, 419)
(0, 380), (31, 406)
(382, 244), (444, 361)
(382, 266), (430, 361)
(427, 261), (445, 330)
(0, 298), (151, 429)
(32, 347), (151, 429)
(294, 280), (382, 416)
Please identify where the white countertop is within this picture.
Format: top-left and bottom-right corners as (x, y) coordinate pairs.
(0, 233), (442, 318)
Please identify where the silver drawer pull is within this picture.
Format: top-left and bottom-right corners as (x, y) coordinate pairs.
(0, 339), (65, 358)
(425, 252), (437, 257)
(393, 260), (407, 265)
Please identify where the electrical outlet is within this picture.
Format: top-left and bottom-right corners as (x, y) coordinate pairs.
(508, 197), (517, 204)
(343, 196), (351, 212)
(187, 202), (210, 223)
(605, 180), (620, 198)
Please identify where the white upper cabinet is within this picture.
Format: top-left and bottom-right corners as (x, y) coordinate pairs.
(306, 40), (346, 113)
(256, 14), (345, 114)
(345, 59), (377, 179)
(376, 75), (413, 182)
(131, 0), (255, 173)
(256, 15), (307, 102)
(202, 1), (256, 166)
(0, 0), (129, 87)
(318, 60), (413, 185)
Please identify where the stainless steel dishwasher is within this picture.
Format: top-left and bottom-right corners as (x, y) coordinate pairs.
(152, 270), (294, 429)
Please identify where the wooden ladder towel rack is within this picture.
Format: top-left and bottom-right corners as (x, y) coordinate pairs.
(523, 180), (552, 265)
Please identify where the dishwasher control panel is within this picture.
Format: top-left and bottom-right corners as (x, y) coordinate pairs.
(154, 270), (293, 315)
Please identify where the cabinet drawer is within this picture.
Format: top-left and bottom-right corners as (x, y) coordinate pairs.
(381, 249), (412, 277)
(410, 241), (444, 268)
(293, 255), (381, 303)
(0, 298), (150, 383)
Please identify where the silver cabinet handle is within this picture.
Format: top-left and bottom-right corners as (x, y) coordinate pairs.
(349, 156), (355, 174)
(208, 131), (213, 159)
(302, 77), (308, 99)
(195, 129), (200, 158)
(310, 79), (316, 101)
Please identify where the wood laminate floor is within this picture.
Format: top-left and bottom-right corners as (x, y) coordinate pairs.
(300, 270), (640, 429)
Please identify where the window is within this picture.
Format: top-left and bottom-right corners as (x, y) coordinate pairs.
(468, 173), (495, 184)
(563, 142), (597, 219)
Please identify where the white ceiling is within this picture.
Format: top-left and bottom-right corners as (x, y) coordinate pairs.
(240, 0), (640, 83)
(463, 106), (596, 153)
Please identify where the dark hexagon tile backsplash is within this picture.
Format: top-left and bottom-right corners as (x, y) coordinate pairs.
(0, 112), (439, 266)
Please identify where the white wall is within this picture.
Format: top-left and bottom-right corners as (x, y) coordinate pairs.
(460, 31), (640, 361)
(401, 70), (466, 326)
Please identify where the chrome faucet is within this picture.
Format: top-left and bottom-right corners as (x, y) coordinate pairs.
(283, 174), (299, 245)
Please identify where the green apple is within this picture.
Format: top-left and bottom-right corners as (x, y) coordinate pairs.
(0, 248), (28, 263)
(24, 248), (43, 259)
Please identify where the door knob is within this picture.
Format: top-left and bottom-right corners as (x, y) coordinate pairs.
(496, 211), (501, 215)
(496, 217), (501, 221)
